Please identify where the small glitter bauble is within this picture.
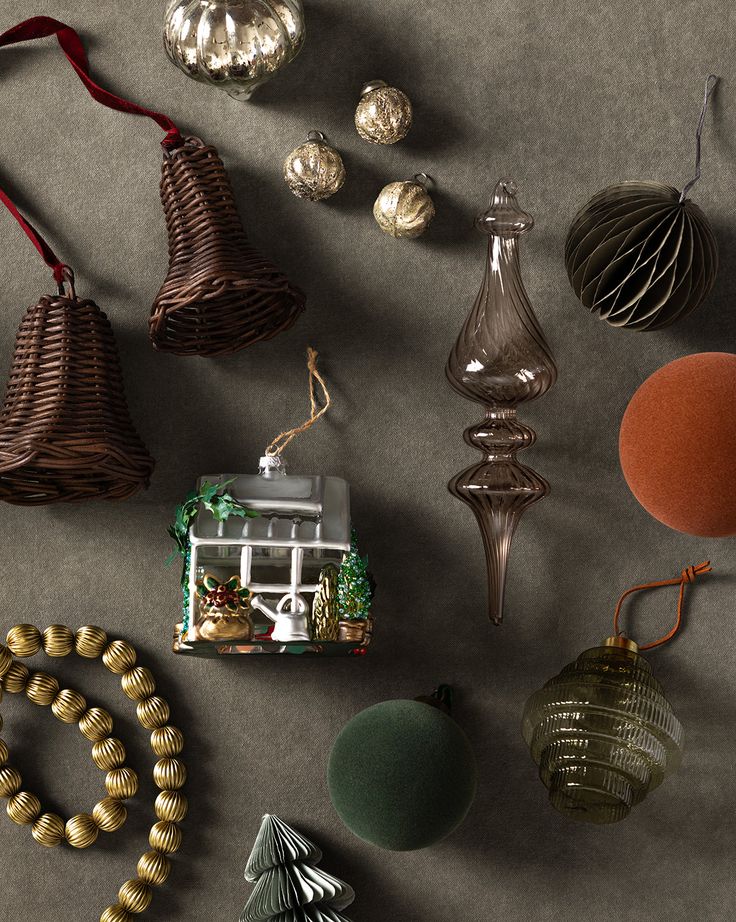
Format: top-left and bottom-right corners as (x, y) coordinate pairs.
(373, 175), (435, 238)
(284, 131), (346, 202)
(355, 80), (412, 144)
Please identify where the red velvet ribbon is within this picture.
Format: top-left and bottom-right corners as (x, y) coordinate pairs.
(0, 187), (67, 284)
(0, 16), (183, 148)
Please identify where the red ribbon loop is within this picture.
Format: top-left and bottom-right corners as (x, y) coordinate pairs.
(0, 16), (183, 148)
(0, 186), (68, 284)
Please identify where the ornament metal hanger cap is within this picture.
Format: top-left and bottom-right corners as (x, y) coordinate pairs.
(475, 178), (534, 237)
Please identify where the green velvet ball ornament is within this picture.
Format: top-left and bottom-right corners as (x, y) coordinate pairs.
(328, 691), (477, 850)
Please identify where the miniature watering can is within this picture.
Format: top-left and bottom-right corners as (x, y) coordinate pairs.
(250, 594), (310, 643)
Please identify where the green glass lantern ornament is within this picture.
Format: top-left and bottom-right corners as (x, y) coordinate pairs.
(565, 75), (718, 330)
(328, 686), (477, 850)
(522, 562), (712, 824)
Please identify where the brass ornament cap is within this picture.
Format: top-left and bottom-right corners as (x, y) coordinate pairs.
(118, 879), (152, 914)
(93, 797), (127, 832)
(150, 725), (184, 757)
(75, 625), (108, 659)
(137, 696), (171, 730)
(7, 791), (41, 825)
(52, 688), (88, 723)
(2, 662), (29, 693)
(102, 640), (137, 675)
(283, 132), (346, 202)
(79, 707), (114, 741)
(373, 177), (435, 238)
(25, 671), (60, 706)
(106, 767), (139, 800)
(121, 667), (156, 701)
(42, 624), (74, 657)
(32, 811), (65, 847)
(153, 757), (187, 791)
(92, 737), (127, 770)
(0, 766), (22, 797)
(100, 905), (133, 922)
(149, 819), (182, 854)
(6, 624), (42, 658)
(137, 850), (172, 887)
(65, 813), (99, 848)
(355, 80), (413, 144)
(155, 789), (188, 823)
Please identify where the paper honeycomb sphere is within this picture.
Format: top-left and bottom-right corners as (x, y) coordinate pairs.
(328, 698), (476, 850)
(565, 181), (717, 330)
(619, 352), (736, 536)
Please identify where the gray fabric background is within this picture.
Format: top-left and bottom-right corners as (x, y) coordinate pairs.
(0, 1), (734, 920)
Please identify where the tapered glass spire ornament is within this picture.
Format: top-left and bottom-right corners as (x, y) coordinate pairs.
(447, 180), (556, 625)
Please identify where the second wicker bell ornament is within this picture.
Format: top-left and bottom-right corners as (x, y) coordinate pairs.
(355, 80), (412, 144)
(373, 174), (435, 238)
(283, 132), (346, 201)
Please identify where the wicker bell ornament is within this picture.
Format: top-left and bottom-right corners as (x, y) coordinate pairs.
(0, 191), (154, 505)
(565, 75), (719, 331)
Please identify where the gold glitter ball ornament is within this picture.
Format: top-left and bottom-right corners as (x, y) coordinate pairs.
(373, 174), (436, 238)
(283, 131), (346, 202)
(355, 80), (413, 145)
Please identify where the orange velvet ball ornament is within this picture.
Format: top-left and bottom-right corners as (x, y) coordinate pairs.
(619, 352), (736, 536)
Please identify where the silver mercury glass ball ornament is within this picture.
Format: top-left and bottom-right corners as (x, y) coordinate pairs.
(283, 131), (346, 201)
(355, 80), (413, 144)
(373, 174), (435, 238)
(163, 0), (306, 101)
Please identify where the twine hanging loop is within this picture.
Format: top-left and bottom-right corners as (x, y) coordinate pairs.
(613, 561), (712, 650)
(265, 347), (331, 458)
(680, 74), (719, 203)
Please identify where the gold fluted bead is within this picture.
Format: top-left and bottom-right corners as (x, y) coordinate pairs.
(137, 850), (171, 886)
(0, 766), (22, 797)
(136, 696), (170, 730)
(101, 906), (132, 922)
(25, 671), (60, 706)
(32, 812), (65, 847)
(2, 661), (29, 693)
(75, 625), (108, 658)
(6, 624), (42, 658)
(102, 640), (137, 675)
(153, 758), (186, 791)
(0, 739), (8, 765)
(0, 643), (12, 678)
(106, 767), (139, 800)
(65, 813), (99, 848)
(118, 879), (152, 914)
(93, 796), (127, 832)
(149, 820), (182, 854)
(7, 791), (41, 824)
(121, 667), (155, 701)
(52, 688), (87, 723)
(79, 707), (114, 741)
(42, 624), (74, 657)
(155, 789), (188, 823)
(150, 725), (184, 757)
(92, 737), (127, 770)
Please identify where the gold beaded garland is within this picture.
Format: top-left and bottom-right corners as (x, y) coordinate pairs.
(92, 737), (127, 770)
(66, 812), (99, 848)
(0, 739), (7, 765)
(118, 879), (153, 914)
(93, 797), (128, 833)
(26, 671), (60, 706)
(149, 820), (182, 854)
(6, 623), (42, 658)
(150, 725), (184, 757)
(2, 661), (29, 693)
(43, 624), (75, 657)
(7, 791), (41, 825)
(155, 790), (188, 823)
(80, 707), (114, 741)
(101, 905), (133, 922)
(106, 767), (139, 800)
(121, 667), (156, 701)
(0, 643), (12, 677)
(32, 811), (65, 847)
(102, 640), (137, 675)
(153, 757), (186, 791)
(136, 696), (170, 730)
(0, 765), (22, 796)
(75, 625), (108, 658)
(137, 850), (171, 886)
(52, 688), (87, 723)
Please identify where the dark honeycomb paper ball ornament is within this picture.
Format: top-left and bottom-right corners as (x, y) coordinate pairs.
(565, 181), (718, 330)
(619, 352), (736, 536)
(328, 689), (476, 851)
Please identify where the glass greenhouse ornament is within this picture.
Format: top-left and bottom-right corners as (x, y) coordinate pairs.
(171, 350), (374, 656)
(565, 75), (718, 330)
(446, 179), (556, 625)
(355, 80), (413, 145)
(163, 0), (306, 101)
(373, 174), (435, 238)
(283, 131), (346, 202)
(522, 562), (712, 824)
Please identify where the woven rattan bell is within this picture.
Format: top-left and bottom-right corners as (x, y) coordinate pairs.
(150, 138), (305, 357)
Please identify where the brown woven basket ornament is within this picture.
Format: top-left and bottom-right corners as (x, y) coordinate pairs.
(0, 191), (154, 504)
(0, 17), (305, 358)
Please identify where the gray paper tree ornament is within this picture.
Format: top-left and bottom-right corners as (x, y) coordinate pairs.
(241, 815), (355, 922)
(565, 75), (719, 331)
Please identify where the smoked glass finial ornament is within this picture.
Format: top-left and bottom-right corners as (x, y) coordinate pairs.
(163, 0), (306, 100)
(446, 179), (556, 625)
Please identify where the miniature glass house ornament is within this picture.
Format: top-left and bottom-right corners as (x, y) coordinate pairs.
(446, 179), (557, 625)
